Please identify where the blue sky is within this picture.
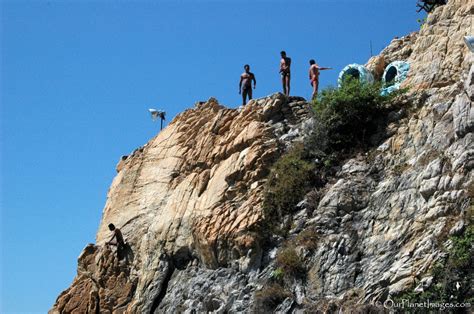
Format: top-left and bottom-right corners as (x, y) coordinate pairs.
(1, 0), (423, 312)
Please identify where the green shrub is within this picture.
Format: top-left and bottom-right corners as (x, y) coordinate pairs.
(270, 267), (285, 282)
(275, 246), (306, 278)
(308, 78), (398, 157)
(394, 225), (474, 309)
(263, 145), (314, 220)
(262, 79), (405, 233)
(449, 225), (473, 270)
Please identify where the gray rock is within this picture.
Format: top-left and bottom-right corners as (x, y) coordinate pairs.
(453, 92), (474, 138)
(449, 220), (465, 236)
(465, 63), (474, 100)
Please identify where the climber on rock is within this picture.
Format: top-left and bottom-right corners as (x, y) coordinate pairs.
(279, 51), (291, 96)
(308, 59), (332, 100)
(106, 223), (126, 260)
(239, 64), (257, 106)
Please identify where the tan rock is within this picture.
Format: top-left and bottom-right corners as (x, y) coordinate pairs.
(51, 94), (311, 313)
(404, 0), (472, 91)
(366, 55), (386, 81)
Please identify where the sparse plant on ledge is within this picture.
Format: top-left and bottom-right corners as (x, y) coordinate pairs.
(263, 145), (315, 221)
(270, 267), (285, 282)
(275, 246), (306, 278)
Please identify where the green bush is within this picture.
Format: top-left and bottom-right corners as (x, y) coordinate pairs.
(270, 267), (285, 282)
(263, 145), (314, 220)
(394, 225), (474, 309)
(262, 79), (405, 231)
(275, 246), (306, 278)
(450, 225), (474, 269)
(308, 78), (397, 156)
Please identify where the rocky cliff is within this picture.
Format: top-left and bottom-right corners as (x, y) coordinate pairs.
(51, 0), (473, 313)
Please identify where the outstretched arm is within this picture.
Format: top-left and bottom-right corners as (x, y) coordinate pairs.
(318, 66), (333, 71)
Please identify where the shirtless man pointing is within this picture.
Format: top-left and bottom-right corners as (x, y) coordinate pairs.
(239, 64), (256, 106)
(309, 59), (332, 100)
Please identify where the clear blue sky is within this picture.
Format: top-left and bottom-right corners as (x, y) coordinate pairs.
(1, 0), (423, 312)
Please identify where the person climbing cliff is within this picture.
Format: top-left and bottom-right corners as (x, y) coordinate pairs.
(308, 59), (332, 100)
(239, 64), (257, 105)
(279, 51), (291, 96)
(106, 223), (125, 260)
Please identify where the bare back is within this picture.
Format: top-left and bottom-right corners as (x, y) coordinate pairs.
(115, 229), (125, 245)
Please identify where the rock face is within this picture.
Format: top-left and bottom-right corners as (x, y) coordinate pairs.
(404, 0), (472, 91)
(51, 1), (473, 312)
(50, 95), (312, 313)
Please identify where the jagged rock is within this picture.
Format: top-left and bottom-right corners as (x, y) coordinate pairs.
(51, 94), (311, 313)
(284, 0), (472, 308)
(274, 298), (295, 313)
(50, 244), (137, 314)
(466, 61), (474, 100)
(403, 0), (472, 91)
(453, 91), (474, 138)
(154, 266), (254, 313)
(52, 0), (473, 312)
(449, 220), (465, 236)
(288, 208), (309, 235)
(379, 33), (418, 65)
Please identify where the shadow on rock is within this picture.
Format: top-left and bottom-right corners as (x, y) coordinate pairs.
(117, 242), (135, 265)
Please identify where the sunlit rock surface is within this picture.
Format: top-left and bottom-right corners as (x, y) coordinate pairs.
(51, 0), (473, 312)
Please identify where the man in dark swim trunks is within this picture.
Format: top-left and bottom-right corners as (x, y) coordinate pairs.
(106, 223), (126, 260)
(239, 64), (256, 105)
(279, 51), (291, 96)
(308, 59), (332, 100)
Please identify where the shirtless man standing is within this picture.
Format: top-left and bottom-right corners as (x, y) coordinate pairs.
(309, 59), (332, 100)
(239, 64), (256, 106)
(279, 51), (291, 96)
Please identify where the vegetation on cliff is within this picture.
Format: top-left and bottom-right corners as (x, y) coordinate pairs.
(263, 145), (315, 220)
(258, 78), (416, 312)
(309, 77), (404, 156)
(394, 225), (474, 310)
(264, 78), (406, 224)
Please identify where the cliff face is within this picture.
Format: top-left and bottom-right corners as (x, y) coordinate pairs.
(51, 0), (473, 313)
(97, 95), (311, 271)
(51, 95), (312, 313)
